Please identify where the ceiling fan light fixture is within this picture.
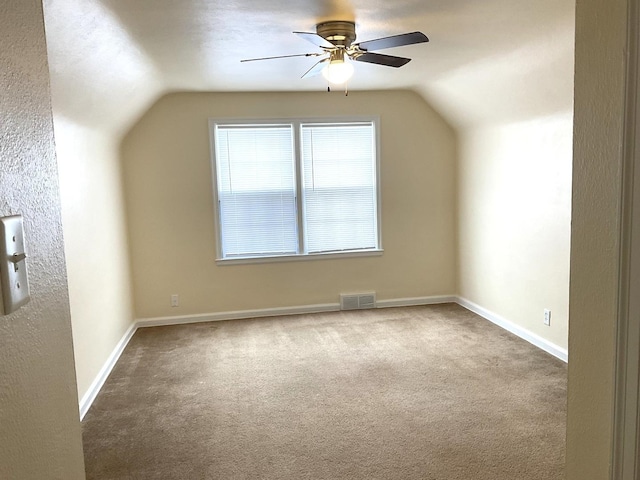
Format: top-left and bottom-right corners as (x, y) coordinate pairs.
(321, 50), (354, 84)
(241, 20), (429, 89)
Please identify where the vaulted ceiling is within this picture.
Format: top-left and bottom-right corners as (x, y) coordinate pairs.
(42, 0), (574, 137)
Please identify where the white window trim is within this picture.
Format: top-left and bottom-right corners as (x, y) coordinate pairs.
(208, 116), (383, 264)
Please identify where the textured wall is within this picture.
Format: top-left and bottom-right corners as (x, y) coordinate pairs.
(122, 91), (457, 319)
(0, 1), (86, 479)
(566, 0), (629, 477)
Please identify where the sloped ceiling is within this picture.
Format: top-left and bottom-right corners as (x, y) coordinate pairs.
(43, 0), (574, 136)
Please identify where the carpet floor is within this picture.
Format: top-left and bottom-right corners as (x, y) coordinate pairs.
(82, 304), (567, 479)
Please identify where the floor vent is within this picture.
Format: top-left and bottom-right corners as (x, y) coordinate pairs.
(340, 292), (376, 310)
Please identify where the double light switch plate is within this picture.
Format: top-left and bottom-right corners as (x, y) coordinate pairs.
(0, 215), (30, 315)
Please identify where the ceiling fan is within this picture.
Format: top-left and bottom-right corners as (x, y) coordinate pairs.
(241, 21), (429, 88)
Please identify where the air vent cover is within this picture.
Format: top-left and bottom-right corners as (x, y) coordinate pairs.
(340, 292), (376, 310)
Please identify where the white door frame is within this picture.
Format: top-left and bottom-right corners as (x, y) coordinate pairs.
(613, 0), (640, 477)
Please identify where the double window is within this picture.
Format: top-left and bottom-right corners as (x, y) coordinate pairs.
(210, 118), (381, 262)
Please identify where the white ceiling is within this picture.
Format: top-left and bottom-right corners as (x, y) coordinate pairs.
(42, 0), (575, 136)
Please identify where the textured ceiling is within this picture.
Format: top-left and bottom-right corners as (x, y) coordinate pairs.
(42, 0), (575, 136)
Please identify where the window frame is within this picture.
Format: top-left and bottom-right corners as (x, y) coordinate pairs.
(208, 116), (383, 265)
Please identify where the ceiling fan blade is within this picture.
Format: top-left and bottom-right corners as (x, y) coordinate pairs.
(294, 31), (335, 49)
(301, 57), (329, 78)
(355, 32), (429, 52)
(293, 32), (335, 48)
(241, 53), (321, 63)
(353, 52), (411, 68)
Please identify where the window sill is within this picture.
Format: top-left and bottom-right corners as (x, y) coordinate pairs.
(215, 249), (384, 266)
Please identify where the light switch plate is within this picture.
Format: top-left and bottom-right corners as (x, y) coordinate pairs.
(0, 215), (31, 315)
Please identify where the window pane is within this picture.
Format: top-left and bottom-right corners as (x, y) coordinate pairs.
(215, 125), (298, 257)
(300, 123), (378, 253)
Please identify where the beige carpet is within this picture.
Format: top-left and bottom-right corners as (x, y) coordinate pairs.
(82, 304), (566, 479)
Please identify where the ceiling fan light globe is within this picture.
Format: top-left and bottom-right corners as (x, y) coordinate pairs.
(321, 60), (354, 84)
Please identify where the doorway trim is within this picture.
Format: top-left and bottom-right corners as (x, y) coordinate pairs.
(613, 0), (640, 477)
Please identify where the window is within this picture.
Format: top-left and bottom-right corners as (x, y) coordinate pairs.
(210, 118), (381, 262)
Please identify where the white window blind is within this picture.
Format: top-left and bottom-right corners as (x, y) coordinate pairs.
(215, 124), (298, 257)
(211, 119), (380, 261)
(300, 123), (377, 253)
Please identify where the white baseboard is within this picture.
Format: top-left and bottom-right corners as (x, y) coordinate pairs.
(137, 297), (458, 327)
(136, 303), (341, 328)
(79, 321), (137, 420)
(80, 294), (567, 419)
(377, 295), (458, 308)
(456, 297), (569, 363)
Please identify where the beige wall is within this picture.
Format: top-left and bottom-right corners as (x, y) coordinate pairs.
(0, 1), (85, 478)
(122, 90), (457, 319)
(566, 0), (630, 477)
(53, 118), (136, 402)
(1, 0), (626, 477)
(458, 113), (573, 351)
(42, 0), (159, 405)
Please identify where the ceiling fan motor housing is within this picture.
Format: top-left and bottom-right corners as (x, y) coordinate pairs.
(316, 21), (356, 48)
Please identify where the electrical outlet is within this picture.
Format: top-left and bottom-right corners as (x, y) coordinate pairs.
(171, 294), (179, 307)
(544, 309), (551, 326)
